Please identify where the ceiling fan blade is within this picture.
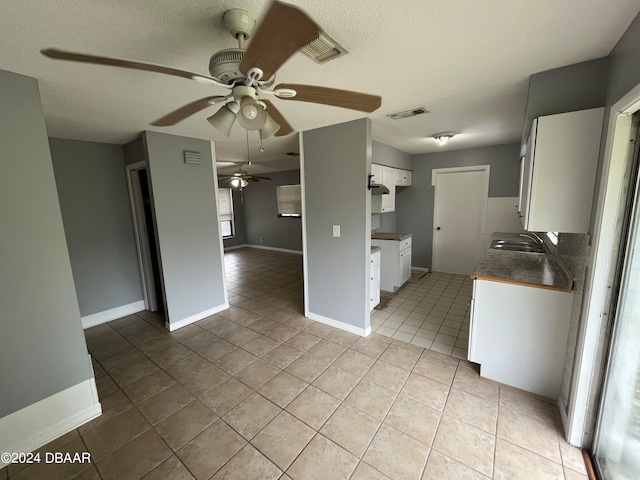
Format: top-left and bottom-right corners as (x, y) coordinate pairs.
(247, 177), (261, 182)
(239, 1), (320, 79)
(41, 48), (228, 87)
(262, 100), (294, 137)
(275, 83), (382, 113)
(151, 96), (228, 126)
(250, 175), (272, 181)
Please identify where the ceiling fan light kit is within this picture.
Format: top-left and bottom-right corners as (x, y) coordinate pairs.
(41, 1), (382, 142)
(433, 132), (456, 145)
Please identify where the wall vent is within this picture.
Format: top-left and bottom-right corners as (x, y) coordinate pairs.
(184, 151), (202, 164)
(387, 107), (429, 120)
(301, 32), (348, 64)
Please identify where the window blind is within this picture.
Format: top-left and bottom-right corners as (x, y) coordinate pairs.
(218, 188), (233, 221)
(276, 184), (302, 216)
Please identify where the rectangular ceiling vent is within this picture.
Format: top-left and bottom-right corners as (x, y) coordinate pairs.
(301, 32), (348, 64)
(387, 107), (429, 120)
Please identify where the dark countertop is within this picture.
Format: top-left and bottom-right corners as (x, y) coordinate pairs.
(371, 232), (412, 241)
(471, 233), (573, 292)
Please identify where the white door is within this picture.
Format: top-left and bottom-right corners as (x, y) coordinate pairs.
(432, 166), (489, 275)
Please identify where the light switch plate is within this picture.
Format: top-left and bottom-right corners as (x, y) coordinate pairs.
(332, 225), (340, 237)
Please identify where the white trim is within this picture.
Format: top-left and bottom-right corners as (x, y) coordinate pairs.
(223, 244), (303, 255)
(0, 377), (101, 466)
(81, 300), (145, 329)
(411, 266), (430, 273)
(165, 302), (229, 331)
(300, 134), (310, 319)
(307, 312), (372, 337)
(566, 80), (640, 446)
(210, 141), (230, 312)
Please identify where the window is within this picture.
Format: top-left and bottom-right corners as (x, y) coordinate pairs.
(276, 184), (302, 217)
(218, 187), (234, 238)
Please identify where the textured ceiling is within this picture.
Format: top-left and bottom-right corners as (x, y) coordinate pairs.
(1, 0), (638, 175)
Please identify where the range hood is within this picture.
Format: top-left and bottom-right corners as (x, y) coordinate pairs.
(368, 174), (390, 195)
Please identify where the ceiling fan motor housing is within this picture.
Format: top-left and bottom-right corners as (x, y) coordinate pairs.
(209, 48), (246, 85)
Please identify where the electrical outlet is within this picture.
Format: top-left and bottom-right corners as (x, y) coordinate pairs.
(332, 225), (340, 237)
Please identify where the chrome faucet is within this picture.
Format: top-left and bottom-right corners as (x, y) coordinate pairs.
(519, 232), (544, 246)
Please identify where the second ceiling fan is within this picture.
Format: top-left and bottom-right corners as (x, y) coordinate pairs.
(42, 1), (382, 140)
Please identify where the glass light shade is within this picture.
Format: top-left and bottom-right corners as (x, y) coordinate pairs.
(230, 178), (240, 188)
(207, 105), (236, 136)
(237, 96), (267, 130)
(259, 112), (281, 139)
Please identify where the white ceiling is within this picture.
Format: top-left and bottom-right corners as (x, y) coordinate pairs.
(1, 0), (638, 175)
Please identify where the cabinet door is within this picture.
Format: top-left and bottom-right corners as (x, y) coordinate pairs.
(370, 263), (381, 310)
(520, 121), (536, 228)
(400, 248), (411, 284)
(371, 163), (383, 184)
(381, 166), (396, 212)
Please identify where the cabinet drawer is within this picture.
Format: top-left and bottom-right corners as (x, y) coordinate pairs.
(370, 263), (380, 283)
(400, 237), (412, 250)
(370, 250), (381, 267)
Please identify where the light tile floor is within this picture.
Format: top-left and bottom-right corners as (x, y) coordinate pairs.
(2, 248), (588, 480)
(371, 271), (472, 358)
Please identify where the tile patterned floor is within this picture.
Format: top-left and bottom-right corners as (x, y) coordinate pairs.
(2, 248), (588, 479)
(371, 272), (472, 357)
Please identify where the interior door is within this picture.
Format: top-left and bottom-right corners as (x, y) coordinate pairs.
(432, 166), (489, 275)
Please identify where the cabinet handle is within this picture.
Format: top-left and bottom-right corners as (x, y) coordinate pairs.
(436, 226), (441, 231)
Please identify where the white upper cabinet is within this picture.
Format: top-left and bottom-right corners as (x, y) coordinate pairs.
(371, 164), (398, 213)
(395, 169), (412, 186)
(519, 107), (604, 233)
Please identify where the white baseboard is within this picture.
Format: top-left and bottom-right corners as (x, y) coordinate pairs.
(81, 300), (145, 329)
(306, 312), (371, 337)
(166, 303), (230, 331)
(557, 396), (575, 446)
(411, 266), (430, 272)
(0, 377), (101, 466)
(225, 244), (303, 255)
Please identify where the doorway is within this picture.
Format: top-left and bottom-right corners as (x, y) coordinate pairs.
(126, 162), (163, 312)
(432, 165), (490, 275)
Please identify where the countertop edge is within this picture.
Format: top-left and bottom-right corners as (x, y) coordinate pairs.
(470, 274), (573, 293)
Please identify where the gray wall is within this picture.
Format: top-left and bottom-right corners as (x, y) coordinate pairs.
(605, 12), (640, 106)
(396, 143), (521, 268)
(143, 131), (226, 326)
(222, 187), (247, 249)
(303, 119), (371, 330)
(0, 70), (92, 417)
(523, 58), (608, 144)
(243, 170), (302, 251)
(372, 141), (412, 170)
(49, 138), (143, 317)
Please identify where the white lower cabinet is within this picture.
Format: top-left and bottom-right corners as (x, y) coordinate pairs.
(469, 279), (572, 399)
(370, 250), (381, 311)
(371, 237), (412, 292)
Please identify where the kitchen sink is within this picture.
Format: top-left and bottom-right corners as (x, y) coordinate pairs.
(489, 238), (545, 253)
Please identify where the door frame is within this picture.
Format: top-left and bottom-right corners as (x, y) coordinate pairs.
(564, 81), (640, 446)
(125, 161), (158, 312)
(431, 165), (490, 273)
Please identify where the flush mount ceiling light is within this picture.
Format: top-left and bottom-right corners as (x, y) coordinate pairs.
(433, 132), (456, 145)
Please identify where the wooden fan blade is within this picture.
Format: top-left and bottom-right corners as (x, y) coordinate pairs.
(239, 1), (320, 79)
(247, 177), (261, 182)
(41, 48), (226, 86)
(275, 83), (382, 113)
(262, 100), (294, 136)
(251, 175), (272, 180)
(151, 96), (227, 126)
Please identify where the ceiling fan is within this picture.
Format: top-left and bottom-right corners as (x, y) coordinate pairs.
(219, 163), (271, 189)
(41, 1), (382, 140)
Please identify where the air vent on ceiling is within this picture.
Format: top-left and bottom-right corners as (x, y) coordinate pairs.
(387, 107), (429, 120)
(300, 32), (348, 64)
